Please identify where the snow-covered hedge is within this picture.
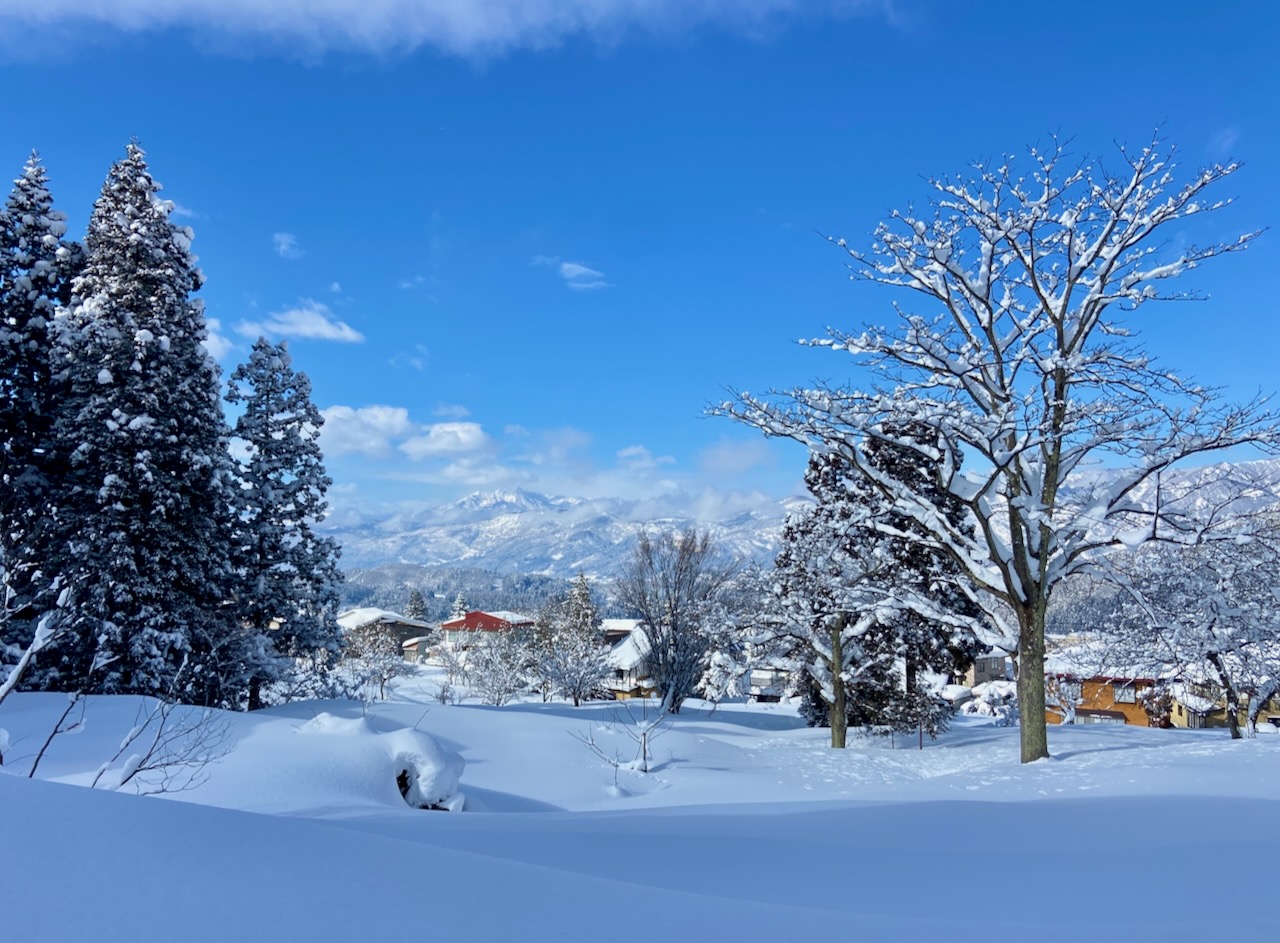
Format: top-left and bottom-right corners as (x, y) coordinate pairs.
(960, 681), (1019, 727)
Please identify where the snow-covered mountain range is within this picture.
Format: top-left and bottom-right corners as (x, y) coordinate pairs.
(325, 458), (1280, 583)
(325, 487), (807, 579)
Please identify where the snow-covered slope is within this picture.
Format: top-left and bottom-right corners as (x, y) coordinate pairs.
(5, 677), (1280, 941)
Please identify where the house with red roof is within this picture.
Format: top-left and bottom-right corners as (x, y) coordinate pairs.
(440, 609), (535, 649)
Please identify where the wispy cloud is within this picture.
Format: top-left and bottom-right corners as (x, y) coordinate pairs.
(533, 254), (611, 291)
(236, 299), (364, 342)
(617, 444), (675, 471)
(391, 344), (429, 371)
(433, 403), (471, 419)
(202, 317), (235, 361)
(697, 437), (775, 477)
(1209, 125), (1241, 158)
(272, 232), (304, 259)
(168, 200), (202, 220)
(0, 1), (877, 57)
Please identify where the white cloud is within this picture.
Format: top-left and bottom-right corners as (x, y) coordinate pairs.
(272, 232), (304, 259)
(617, 444), (675, 471)
(329, 281), (343, 293)
(433, 403), (472, 419)
(558, 261), (603, 281)
(0, 1), (870, 57)
(400, 422), (493, 460)
(533, 254), (612, 291)
(202, 317), (235, 361)
(319, 405), (414, 458)
(237, 299), (364, 343)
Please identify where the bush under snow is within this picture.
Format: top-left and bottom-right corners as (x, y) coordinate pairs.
(960, 680), (1019, 727)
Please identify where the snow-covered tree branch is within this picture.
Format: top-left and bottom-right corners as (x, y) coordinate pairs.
(716, 132), (1277, 762)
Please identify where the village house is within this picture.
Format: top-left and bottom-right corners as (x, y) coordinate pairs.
(337, 607), (434, 648)
(958, 652), (1008, 688)
(602, 618), (654, 699)
(439, 609), (535, 649)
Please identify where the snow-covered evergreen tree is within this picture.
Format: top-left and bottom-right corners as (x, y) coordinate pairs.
(404, 589), (428, 622)
(773, 452), (900, 746)
(226, 337), (344, 709)
(40, 143), (239, 704)
(449, 592), (468, 622)
(0, 154), (82, 645)
(534, 574), (609, 706)
(773, 438), (982, 746)
(861, 425), (984, 721)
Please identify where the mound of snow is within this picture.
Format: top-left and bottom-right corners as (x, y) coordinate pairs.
(182, 709), (465, 815)
(296, 712), (464, 810)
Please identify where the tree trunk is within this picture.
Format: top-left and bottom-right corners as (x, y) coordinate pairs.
(1017, 607), (1050, 763)
(248, 677), (263, 711)
(829, 620), (847, 749)
(1207, 652), (1242, 740)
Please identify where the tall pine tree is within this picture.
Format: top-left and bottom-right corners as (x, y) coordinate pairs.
(226, 337), (344, 709)
(0, 154), (82, 635)
(41, 143), (239, 703)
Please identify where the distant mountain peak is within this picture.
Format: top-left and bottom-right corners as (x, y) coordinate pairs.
(452, 488), (560, 512)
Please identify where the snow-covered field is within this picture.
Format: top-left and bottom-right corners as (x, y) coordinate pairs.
(3, 670), (1279, 941)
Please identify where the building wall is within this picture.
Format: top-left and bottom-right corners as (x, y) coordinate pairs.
(962, 655), (1007, 687)
(1046, 678), (1153, 726)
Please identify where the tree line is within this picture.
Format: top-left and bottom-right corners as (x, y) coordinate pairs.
(0, 145), (343, 711)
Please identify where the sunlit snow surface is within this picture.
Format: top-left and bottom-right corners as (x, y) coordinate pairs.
(3, 670), (1279, 941)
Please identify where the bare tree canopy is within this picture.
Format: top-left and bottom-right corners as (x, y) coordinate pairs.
(615, 528), (737, 714)
(717, 132), (1277, 762)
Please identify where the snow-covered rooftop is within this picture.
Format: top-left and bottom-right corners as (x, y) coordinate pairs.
(607, 629), (649, 670)
(337, 608), (433, 631)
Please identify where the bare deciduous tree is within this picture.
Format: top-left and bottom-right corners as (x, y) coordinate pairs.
(615, 528), (737, 714)
(718, 133), (1276, 762)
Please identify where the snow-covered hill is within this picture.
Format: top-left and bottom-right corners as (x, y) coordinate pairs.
(326, 486), (805, 578)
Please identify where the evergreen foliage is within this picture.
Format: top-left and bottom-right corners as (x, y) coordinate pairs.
(449, 592), (468, 622)
(0, 144), (350, 711)
(532, 574), (609, 706)
(0, 154), (82, 635)
(39, 143), (239, 703)
(404, 589), (428, 621)
(226, 337), (344, 708)
(773, 432), (981, 745)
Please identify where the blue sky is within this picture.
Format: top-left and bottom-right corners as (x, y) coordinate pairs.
(2, 0), (1277, 521)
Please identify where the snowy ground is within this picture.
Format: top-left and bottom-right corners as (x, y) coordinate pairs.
(3, 668), (1279, 940)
